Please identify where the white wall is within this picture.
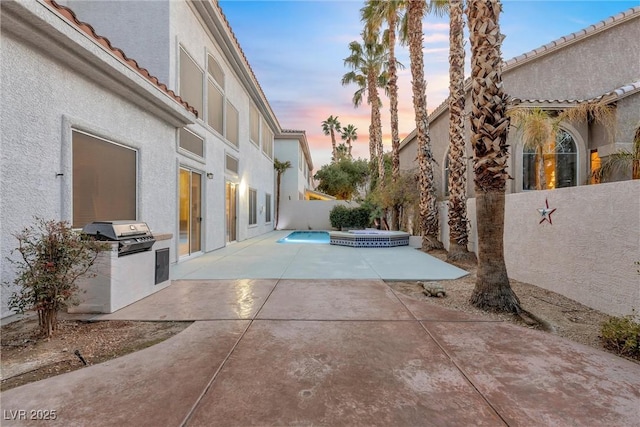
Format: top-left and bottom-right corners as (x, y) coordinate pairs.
(461, 181), (639, 317)
(170, 1), (275, 248)
(275, 138), (303, 201)
(278, 200), (359, 230)
(0, 27), (182, 317)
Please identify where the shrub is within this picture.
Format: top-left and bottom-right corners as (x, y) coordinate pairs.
(329, 205), (372, 229)
(350, 206), (372, 228)
(329, 205), (350, 229)
(600, 312), (640, 360)
(5, 218), (109, 337)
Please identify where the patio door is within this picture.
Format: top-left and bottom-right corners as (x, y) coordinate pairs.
(225, 181), (237, 243)
(179, 168), (202, 256)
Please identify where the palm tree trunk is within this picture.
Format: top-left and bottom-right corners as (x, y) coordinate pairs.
(331, 130), (337, 162)
(536, 148), (546, 190)
(447, 0), (473, 262)
(408, 0), (441, 250)
(388, 14), (400, 230)
(470, 191), (520, 310)
(368, 73), (385, 186)
(467, 0), (520, 313)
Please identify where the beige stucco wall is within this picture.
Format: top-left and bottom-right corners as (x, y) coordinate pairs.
(398, 11), (639, 196)
(503, 16), (640, 100)
(463, 180), (639, 317)
(278, 200), (359, 230)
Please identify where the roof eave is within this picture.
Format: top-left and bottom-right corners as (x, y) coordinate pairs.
(191, 1), (281, 134)
(3, 0), (196, 127)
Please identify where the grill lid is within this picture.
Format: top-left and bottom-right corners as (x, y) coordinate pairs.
(83, 221), (151, 240)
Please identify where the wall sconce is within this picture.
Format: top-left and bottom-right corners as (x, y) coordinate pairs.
(206, 172), (214, 179)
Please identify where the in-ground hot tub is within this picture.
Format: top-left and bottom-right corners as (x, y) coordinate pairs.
(329, 229), (410, 247)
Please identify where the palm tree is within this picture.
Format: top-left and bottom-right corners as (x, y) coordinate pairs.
(322, 115), (341, 162)
(508, 107), (554, 190)
(510, 102), (617, 189)
(405, 0), (443, 249)
(335, 143), (350, 162)
(342, 31), (388, 186)
(593, 126), (640, 181)
(467, 0), (521, 313)
(273, 158), (291, 229)
(341, 124), (358, 159)
(362, 0), (405, 230)
(446, 0), (474, 262)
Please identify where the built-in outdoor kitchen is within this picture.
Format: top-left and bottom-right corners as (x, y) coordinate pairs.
(69, 221), (172, 314)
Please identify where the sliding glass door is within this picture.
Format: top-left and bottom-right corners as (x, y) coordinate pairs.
(179, 168), (202, 256)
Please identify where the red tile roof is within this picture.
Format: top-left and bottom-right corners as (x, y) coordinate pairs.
(45, 0), (198, 118)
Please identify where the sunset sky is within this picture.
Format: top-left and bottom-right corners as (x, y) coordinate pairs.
(218, 0), (638, 170)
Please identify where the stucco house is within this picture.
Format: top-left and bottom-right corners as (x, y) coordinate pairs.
(275, 129), (329, 202)
(0, 0), (311, 316)
(397, 6), (639, 317)
(399, 6), (639, 197)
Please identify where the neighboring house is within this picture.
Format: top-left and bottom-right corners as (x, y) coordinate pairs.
(397, 6), (639, 317)
(274, 130), (316, 202)
(0, 0), (311, 317)
(399, 6), (640, 197)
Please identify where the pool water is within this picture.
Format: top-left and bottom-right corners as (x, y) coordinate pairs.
(278, 231), (330, 244)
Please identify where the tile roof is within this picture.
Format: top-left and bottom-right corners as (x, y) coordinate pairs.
(398, 6), (640, 150)
(213, 2), (278, 128)
(511, 80), (640, 106)
(503, 6), (639, 70)
(45, 0), (198, 117)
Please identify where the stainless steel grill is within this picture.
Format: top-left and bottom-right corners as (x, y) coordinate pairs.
(82, 221), (155, 256)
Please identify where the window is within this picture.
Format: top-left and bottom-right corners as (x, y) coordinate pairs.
(207, 54), (224, 88)
(523, 129), (577, 190)
(225, 154), (239, 174)
(72, 130), (136, 228)
(265, 193), (272, 223)
(248, 188), (257, 226)
(179, 128), (204, 158)
(250, 104), (260, 146)
(590, 149), (601, 184)
(207, 81), (224, 134)
(261, 120), (273, 159)
(179, 47), (203, 115)
(226, 101), (239, 147)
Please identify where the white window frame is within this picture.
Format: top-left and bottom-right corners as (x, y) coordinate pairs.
(248, 188), (258, 226)
(179, 45), (204, 118)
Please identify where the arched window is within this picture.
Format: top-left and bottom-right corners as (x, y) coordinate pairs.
(523, 129), (577, 190)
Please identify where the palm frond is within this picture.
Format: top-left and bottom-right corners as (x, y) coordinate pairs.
(558, 101), (616, 143)
(508, 107), (553, 150)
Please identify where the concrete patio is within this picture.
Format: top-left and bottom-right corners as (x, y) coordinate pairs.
(2, 234), (639, 426)
(171, 231), (468, 281)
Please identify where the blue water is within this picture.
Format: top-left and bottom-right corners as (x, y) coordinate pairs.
(278, 231), (330, 244)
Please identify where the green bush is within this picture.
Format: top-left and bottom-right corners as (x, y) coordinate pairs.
(600, 313), (640, 359)
(329, 205), (372, 229)
(350, 206), (372, 228)
(329, 205), (350, 229)
(5, 218), (109, 337)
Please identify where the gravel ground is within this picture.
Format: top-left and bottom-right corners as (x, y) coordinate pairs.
(389, 249), (615, 352)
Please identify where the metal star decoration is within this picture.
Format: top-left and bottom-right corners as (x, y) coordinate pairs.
(538, 198), (556, 225)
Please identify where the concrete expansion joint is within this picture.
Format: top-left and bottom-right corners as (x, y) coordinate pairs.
(419, 320), (510, 426)
(389, 286), (511, 426)
(179, 278), (281, 427)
